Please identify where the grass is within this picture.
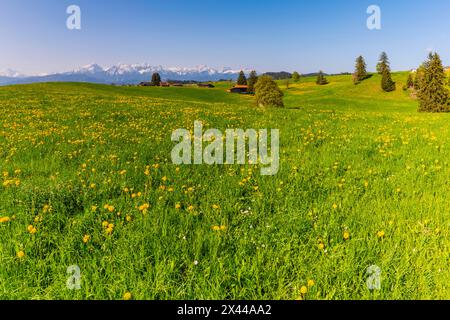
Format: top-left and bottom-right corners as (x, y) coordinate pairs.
(1, 73), (450, 300)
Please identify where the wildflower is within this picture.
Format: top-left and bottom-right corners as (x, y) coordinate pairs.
(377, 230), (385, 238)
(162, 176), (168, 182)
(212, 226), (221, 231)
(102, 221), (109, 228)
(17, 251), (25, 259)
(212, 204), (220, 210)
(318, 243), (325, 250)
(91, 206), (98, 212)
(126, 214), (133, 222)
(0, 216), (10, 223)
(175, 203), (181, 210)
(343, 231), (350, 241)
(332, 204), (338, 210)
(123, 292), (132, 300)
(307, 280), (315, 287)
(300, 286), (308, 294)
(138, 203), (150, 212)
(187, 205), (194, 211)
(193, 260), (199, 266)
(83, 235), (91, 244)
(27, 225), (37, 234)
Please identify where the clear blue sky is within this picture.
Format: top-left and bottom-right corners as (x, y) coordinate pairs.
(1, 0), (450, 75)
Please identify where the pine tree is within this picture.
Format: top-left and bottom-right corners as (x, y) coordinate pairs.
(377, 52), (389, 74)
(381, 68), (396, 92)
(237, 71), (247, 85)
(151, 73), (161, 86)
(316, 71), (329, 85)
(353, 56), (368, 84)
(292, 71), (301, 82)
(254, 75), (284, 108)
(378, 52), (396, 92)
(418, 52), (450, 112)
(247, 71), (258, 93)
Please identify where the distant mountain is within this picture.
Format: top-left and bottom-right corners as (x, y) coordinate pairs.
(0, 64), (252, 86)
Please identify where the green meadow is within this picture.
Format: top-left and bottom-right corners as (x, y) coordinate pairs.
(1, 73), (450, 300)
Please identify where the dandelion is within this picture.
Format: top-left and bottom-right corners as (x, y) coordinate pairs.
(83, 235), (91, 244)
(307, 279), (315, 287)
(377, 230), (385, 238)
(318, 243), (325, 250)
(212, 204), (220, 210)
(332, 204), (338, 210)
(0, 216), (10, 223)
(187, 205), (194, 211)
(17, 251), (25, 259)
(343, 231), (350, 241)
(27, 225), (37, 234)
(175, 203), (181, 210)
(300, 286), (308, 294)
(138, 203), (150, 212)
(123, 292), (132, 300)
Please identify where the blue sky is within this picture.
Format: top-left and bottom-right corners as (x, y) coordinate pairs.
(1, 0), (450, 75)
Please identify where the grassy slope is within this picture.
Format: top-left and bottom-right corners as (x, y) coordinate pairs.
(1, 74), (450, 300)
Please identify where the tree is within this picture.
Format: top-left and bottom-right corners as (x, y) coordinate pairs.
(254, 75), (284, 108)
(316, 71), (329, 85)
(378, 52), (396, 92)
(406, 73), (414, 89)
(381, 68), (396, 92)
(292, 71), (301, 82)
(237, 71), (247, 85)
(247, 71), (258, 93)
(151, 73), (161, 86)
(418, 52), (450, 112)
(353, 56), (368, 84)
(377, 52), (389, 74)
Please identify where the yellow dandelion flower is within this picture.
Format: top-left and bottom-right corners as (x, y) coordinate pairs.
(300, 286), (308, 295)
(17, 251), (25, 259)
(307, 280), (315, 287)
(212, 204), (220, 210)
(123, 292), (132, 300)
(175, 203), (181, 210)
(377, 230), (385, 238)
(0, 216), (10, 223)
(83, 235), (91, 244)
(343, 231), (350, 241)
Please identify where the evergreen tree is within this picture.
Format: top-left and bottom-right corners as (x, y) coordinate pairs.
(418, 52), (450, 112)
(247, 71), (258, 93)
(377, 52), (389, 74)
(316, 71), (329, 85)
(151, 73), (161, 86)
(254, 75), (284, 108)
(237, 71), (247, 85)
(292, 71), (301, 82)
(381, 68), (396, 92)
(378, 52), (396, 92)
(353, 56), (368, 84)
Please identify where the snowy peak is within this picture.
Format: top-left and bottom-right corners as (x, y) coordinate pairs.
(0, 63), (254, 85)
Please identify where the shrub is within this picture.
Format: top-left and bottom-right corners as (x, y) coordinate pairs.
(254, 75), (284, 108)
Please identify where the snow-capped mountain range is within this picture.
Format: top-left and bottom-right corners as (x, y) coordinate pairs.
(0, 64), (251, 85)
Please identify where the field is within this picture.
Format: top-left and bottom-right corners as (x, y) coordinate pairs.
(1, 73), (450, 300)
